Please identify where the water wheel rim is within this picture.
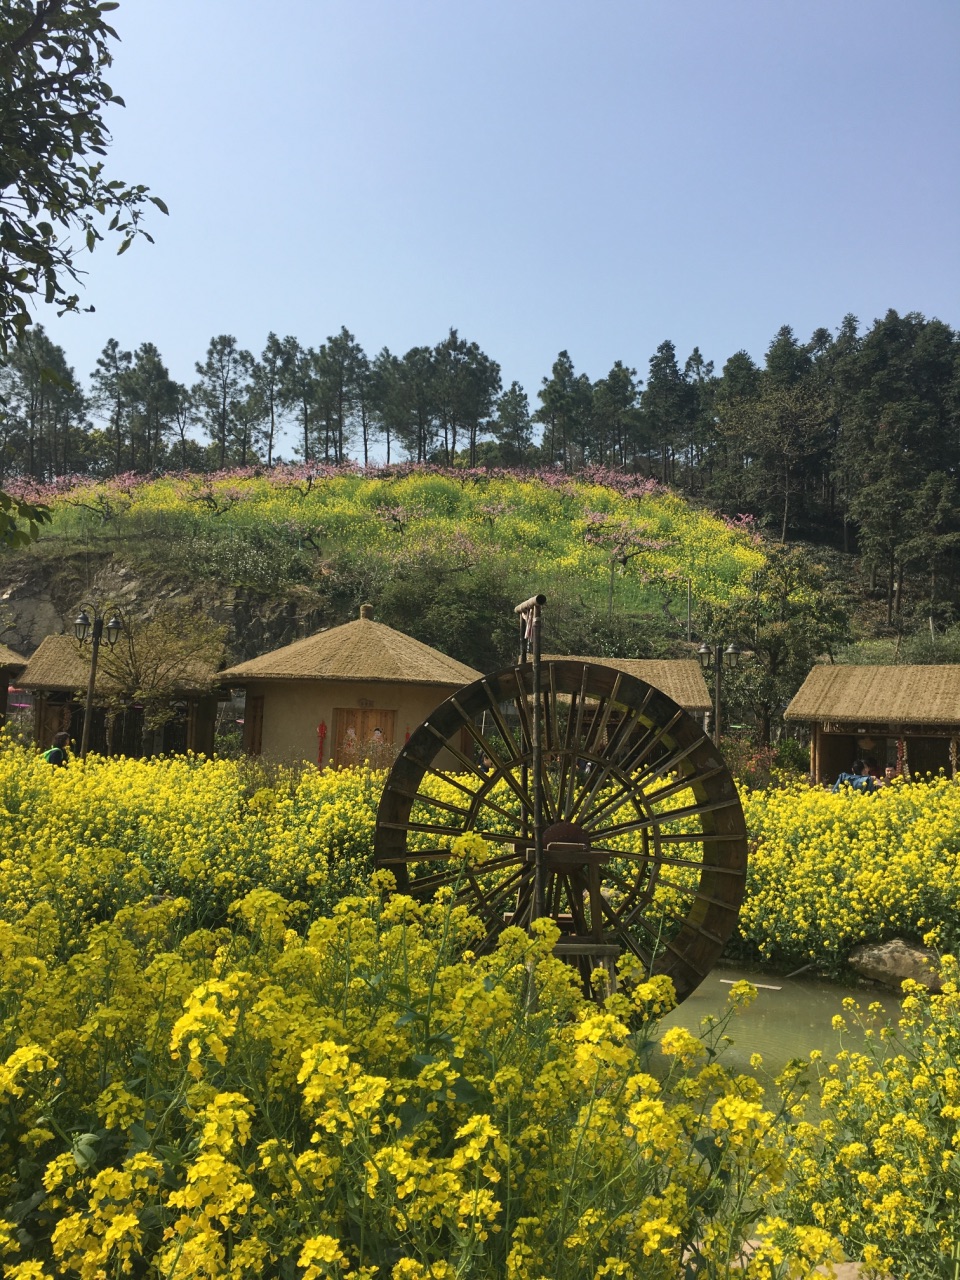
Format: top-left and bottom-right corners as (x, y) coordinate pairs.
(374, 660), (748, 1003)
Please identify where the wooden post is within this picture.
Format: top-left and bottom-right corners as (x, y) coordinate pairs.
(514, 594), (546, 923)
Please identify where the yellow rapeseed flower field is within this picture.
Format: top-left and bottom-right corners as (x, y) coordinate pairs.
(740, 774), (960, 968)
(0, 742), (958, 1276)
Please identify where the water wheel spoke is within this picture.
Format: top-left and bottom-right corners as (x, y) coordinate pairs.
(569, 701), (652, 818)
(654, 878), (740, 913)
(616, 708), (687, 779)
(380, 818), (520, 845)
(561, 671), (591, 816)
(632, 735), (712, 790)
(640, 764), (728, 809)
(536, 758), (560, 825)
(450, 696), (516, 776)
(590, 845), (742, 874)
(613, 903), (680, 958)
(653, 903), (727, 948)
(422, 721), (494, 779)
(420, 720), (528, 815)
(479, 680), (525, 761)
(407, 854), (523, 894)
(582, 688), (616, 757)
(615, 892), (723, 947)
(465, 795), (522, 829)
(507, 876), (536, 930)
(511, 668), (534, 750)
(404, 794), (477, 822)
(572, 773), (645, 831)
(658, 831), (741, 846)
(378, 847), (464, 864)
(566, 751), (633, 825)
(459, 866), (527, 919)
(584, 844), (664, 862)
(591, 795), (742, 841)
(508, 674), (560, 824)
(604, 864), (644, 896)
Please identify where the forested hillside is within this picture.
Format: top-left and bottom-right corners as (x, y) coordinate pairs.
(1, 465), (864, 746)
(2, 307), (958, 747)
(2, 308), (958, 636)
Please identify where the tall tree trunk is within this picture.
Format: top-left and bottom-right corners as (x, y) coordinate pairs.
(886, 552), (895, 625)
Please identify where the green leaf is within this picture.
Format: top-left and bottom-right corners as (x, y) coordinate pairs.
(128, 1122), (152, 1152)
(72, 1133), (100, 1170)
(150, 196), (169, 215)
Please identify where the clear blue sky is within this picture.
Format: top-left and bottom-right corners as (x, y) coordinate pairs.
(47, 0), (960, 458)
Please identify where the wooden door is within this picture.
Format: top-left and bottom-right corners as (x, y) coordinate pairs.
(244, 695), (264, 756)
(334, 708), (397, 768)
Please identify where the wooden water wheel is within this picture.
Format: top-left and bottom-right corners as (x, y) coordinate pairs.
(374, 650), (747, 1003)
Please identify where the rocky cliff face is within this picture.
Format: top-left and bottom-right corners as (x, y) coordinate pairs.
(1, 545), (336, 661)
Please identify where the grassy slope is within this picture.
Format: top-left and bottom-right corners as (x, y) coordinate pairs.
(4, 467), (767, 670)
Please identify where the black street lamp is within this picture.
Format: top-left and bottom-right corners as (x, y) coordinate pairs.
(697, 641), (742, 747)
(74, 605), (123, 758)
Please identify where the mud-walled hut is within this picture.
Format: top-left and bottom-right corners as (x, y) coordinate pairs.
(220, 605), (482, 767)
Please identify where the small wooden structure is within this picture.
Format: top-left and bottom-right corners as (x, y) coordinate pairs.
(0, 643), (27, 727)
(220, 605), (482, 767)
(785, 664), (960, 782)
(19, 634), (220, 756)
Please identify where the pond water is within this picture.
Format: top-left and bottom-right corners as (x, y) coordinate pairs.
(657, 965), (902, 1081)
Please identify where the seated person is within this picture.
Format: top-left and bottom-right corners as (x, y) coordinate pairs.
(832, 759), (876, 793)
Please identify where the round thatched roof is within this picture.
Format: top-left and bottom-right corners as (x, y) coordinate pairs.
(221, 610), (481, 688)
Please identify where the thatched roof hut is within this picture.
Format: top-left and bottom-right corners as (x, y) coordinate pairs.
(221, 605), (482, 766)
(19, 635), (100, 693)
(544, 655), (711, 716)
(19, 635), (219, 697)
(0, 641), (26, 726)
(0, 642), (26, 672)
(221, 604), (479, 688)
(785, 664), (960, 726)
(19, 634), (221, 757)
(785, 664), (960, 781)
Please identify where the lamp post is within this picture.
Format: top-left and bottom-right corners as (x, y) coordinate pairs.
(697, 641), (742, 747)
(74, 606), (123, 759)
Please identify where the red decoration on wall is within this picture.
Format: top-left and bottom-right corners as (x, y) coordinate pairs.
(317, 720), (327, 767)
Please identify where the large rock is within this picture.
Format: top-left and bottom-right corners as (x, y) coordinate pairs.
(848, 938), (941, 991)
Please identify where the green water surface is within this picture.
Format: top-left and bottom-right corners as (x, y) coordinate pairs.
(658, 966), (901, 1081)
